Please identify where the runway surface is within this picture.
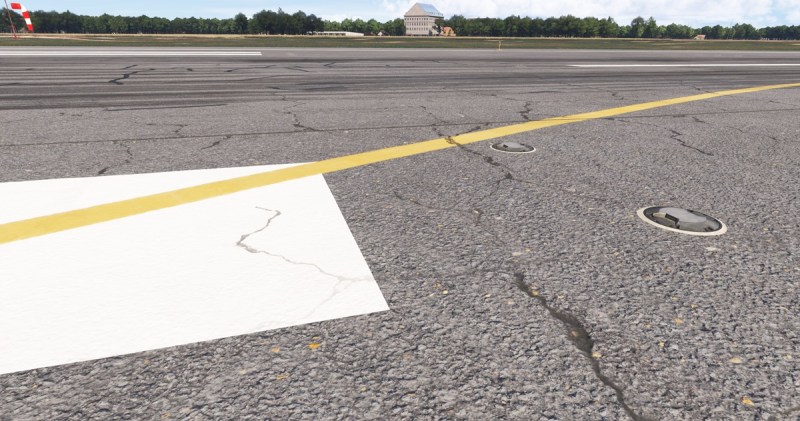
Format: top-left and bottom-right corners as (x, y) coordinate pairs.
(2, 47), (800, 420)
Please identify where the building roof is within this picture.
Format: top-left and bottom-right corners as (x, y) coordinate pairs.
(404, 3), (444, 18)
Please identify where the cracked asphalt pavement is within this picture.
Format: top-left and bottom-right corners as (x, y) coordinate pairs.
(1, 47), (800, 420)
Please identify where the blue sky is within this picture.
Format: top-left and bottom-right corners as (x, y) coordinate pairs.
(13, 1), (800, 27)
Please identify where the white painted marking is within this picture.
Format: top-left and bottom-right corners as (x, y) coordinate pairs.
(571, 63), (800, 68)
(0, 50), (262, 57)
(0, 165), (388, 375)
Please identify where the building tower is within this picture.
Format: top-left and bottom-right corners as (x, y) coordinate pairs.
(404, 3), (443, 36)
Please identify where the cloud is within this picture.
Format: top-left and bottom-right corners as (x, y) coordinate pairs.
(381, 0), (799, 26)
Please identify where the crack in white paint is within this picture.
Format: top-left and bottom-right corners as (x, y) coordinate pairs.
(236, 207), (375, 327)
(236, 207), (369, 283)
(0, 165), (388, 375)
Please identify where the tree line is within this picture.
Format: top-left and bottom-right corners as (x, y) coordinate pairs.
(441, 16), (789, 39)
(2, 8), (799, 40)
(0, 8), (325, 35)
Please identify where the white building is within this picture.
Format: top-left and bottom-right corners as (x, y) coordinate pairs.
(404, 3), (444, 36)
(309, 31), (365, 37)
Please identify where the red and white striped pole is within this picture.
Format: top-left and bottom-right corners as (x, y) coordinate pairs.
(10, 2), (32, 33)
(3, 0), (18, 38)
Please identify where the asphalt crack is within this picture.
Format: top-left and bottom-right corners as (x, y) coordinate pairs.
(724, 124), (791, 145)
(418, 104), (455, 135)
(684, 84), (715, 94)
(277, 97), (318, 132)
(225, 65), (275, 73)
(613, 118), (714, 156)
(172, 124), (189, 135)
(668, 129), (714, 156)
(97, 140), (134, 175)
(445, 136), (523, 186)
(387, 190), (511, 281)
(418, 104), (447, 124)
(512, 72), (629, 102)
(108, 68), (154, 85)
(145, 122), (189, 135)
(0, 120), (512, 149)
(453, 90), (544, 122)
(520, 101), (535, 121)
(105, 104), (227, 112)
(767, 99), (799, 107)
(201, 135), (232, 151)
(444, 133), (613, 204)
(514, 273), (651, 421)
(691, 116), (708, 124)
(109, 71), (137, 85)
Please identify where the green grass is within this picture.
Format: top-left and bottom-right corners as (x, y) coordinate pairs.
(2, 34), (800, 50)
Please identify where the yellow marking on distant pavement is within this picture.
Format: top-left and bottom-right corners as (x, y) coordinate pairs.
(2, 82), (800, 245)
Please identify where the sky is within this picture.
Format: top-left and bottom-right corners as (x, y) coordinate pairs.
(11, 0), (800, 27)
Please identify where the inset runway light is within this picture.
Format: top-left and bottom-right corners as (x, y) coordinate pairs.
(637, 206), (727, 236)
(490, 141), (535, 154)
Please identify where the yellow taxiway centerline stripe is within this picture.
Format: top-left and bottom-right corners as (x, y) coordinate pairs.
(2, 82), (800, 245)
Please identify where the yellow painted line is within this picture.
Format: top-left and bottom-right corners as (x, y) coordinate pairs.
(2, 82), (800, 245)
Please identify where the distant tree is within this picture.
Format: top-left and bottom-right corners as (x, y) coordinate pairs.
(366, 18), (380, 35)
(529, 17), (545, 36)
(306, 14), (324, 32)
(763, 25), (800, 39)
(274, 8), (288, 34)
(448, 15), (467, 36)
(566, 15), (586, 37)
(490, 18), (504, 36)
(503, 15), (520, 36)
(352, 18), (367, 33)
(664, 23), (695, 39)
(628, 16), (645, 38)
(642, 17), (659, 38)
(340, 18), (353, 32)
(323, 20), (341, 31)
(517, 17), (532, 36)
(382, 18), (405, 36)
(234, 13), (248, 34)
(543, 17), (559, 36)
(249, 10), (278, 34)
(598, 17), (619, 38)
(288, 11), (306, 34)
(707, 24), (726, 39)
(582, 17), (600, 37)
(731, 23), (759, 39)
(108, 15), (128, 33)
